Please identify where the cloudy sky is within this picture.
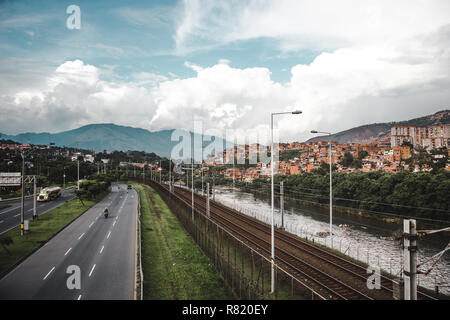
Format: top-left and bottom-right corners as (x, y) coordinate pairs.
(0, 0), (449, 142)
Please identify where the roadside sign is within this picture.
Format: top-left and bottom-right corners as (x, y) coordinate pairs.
(0, 172), (21, 186)
(0, 172), (21, 177)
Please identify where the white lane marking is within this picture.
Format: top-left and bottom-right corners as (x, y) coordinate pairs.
(64, 248), (72, 256)
(89, 221), (94, 228)
(89, 264), (96, 277)
(107, 231), (111, 239)
(14, 214), (19, 217)
(77, 295), (82, 300)
(0, 206), (20, 214)
(112, 220), (116, 227)
(43, 266), (55, 280)
(100, 245), (104, 254)
(78, 232), (85, 240)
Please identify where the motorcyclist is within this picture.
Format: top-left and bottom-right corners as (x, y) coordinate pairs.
(104, 207), (109, 218)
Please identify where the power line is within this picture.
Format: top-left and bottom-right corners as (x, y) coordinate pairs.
(241, 186), (450, 225)
(245, 182), (450, 213)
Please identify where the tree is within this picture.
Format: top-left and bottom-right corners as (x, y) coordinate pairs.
(340, 151), (354, 167)
(357, 150), (369, 160)
(401, 141), (414, 149)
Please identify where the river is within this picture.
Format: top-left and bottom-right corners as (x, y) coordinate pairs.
(212, 187), (450, 296)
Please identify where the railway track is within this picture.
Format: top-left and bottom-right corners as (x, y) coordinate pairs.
(159, 183), (437, 300)
(169, 185), (373, 299)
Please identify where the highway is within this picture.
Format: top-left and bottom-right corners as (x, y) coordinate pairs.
(0, 188), (77, 235)
(0, 183), (138, 300)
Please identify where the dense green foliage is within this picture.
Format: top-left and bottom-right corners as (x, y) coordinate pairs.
(241, 170), (450, 222)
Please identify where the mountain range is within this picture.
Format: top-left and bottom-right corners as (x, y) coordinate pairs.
(1, 110), (448, 156)
(0, 124), (229, 159)
(306, 110), (449, 144)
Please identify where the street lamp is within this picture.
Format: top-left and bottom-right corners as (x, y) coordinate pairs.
(310, 130), (333, 242)
(270, 109), (302, 294)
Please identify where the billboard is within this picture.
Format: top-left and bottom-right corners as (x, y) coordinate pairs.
(0, 172), (22, 186)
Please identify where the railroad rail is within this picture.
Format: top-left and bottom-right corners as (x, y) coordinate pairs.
(162, 183), (437, 300)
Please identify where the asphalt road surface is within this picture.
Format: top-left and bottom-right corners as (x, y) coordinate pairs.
(0, 183), (138, 300)
(0, 188), (77, 235)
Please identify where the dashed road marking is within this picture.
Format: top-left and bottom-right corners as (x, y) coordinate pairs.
(64, 248), (72, 256)
(100, 245), (104, 254)
(77, 294), (82, 300)
(78, 232), (85, 240)
(89, 221), (94, 228)
(43, 266), (55, 280)
(0, 206), (20, 214)
(107, 231), (111, 239)
(89, 264), (96, 277)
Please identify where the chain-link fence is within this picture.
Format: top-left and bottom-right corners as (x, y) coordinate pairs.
(144, 180), (326, 300)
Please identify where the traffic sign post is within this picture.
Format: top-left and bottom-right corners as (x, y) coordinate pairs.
(1, 173), (38, 233)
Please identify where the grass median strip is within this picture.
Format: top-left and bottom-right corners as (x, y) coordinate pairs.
(132, 183), (234, 300)
(0, 193), (106, 277)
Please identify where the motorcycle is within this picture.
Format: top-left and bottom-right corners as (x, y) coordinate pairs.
(104, 209), (109, 218)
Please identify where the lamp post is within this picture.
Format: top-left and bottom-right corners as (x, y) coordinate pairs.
(270, 109), (302, 294)
(311, 130), (333, 241)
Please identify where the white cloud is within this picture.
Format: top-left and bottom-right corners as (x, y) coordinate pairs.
(175, 0), (450, 53)
(166, 0), (450, 142)
(0, 60), (157, 134)
(184, 61), (203, 72)
(2, 27), (449, 142)
(218, 59), (230, 65)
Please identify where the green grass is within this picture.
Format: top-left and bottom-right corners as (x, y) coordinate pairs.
(0, 192), (106, 277)
(132, 182), (234, 300)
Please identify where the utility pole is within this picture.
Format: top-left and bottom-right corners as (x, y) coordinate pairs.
(280, 181), (284, 230)
(201, 167), (204, 195)
(206, 182), (210, 218)
(329, 140), (332, 239)
(33, 176), (37, 220)
(212, 175), (215, 201)
(404, 219), (417, 300)
(77, 159), (80, 191)
(21, 151), (25, 235)
(159, 160), (162, 184)
(191, 160), (194, 222)
(169, 158), (172, 192)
